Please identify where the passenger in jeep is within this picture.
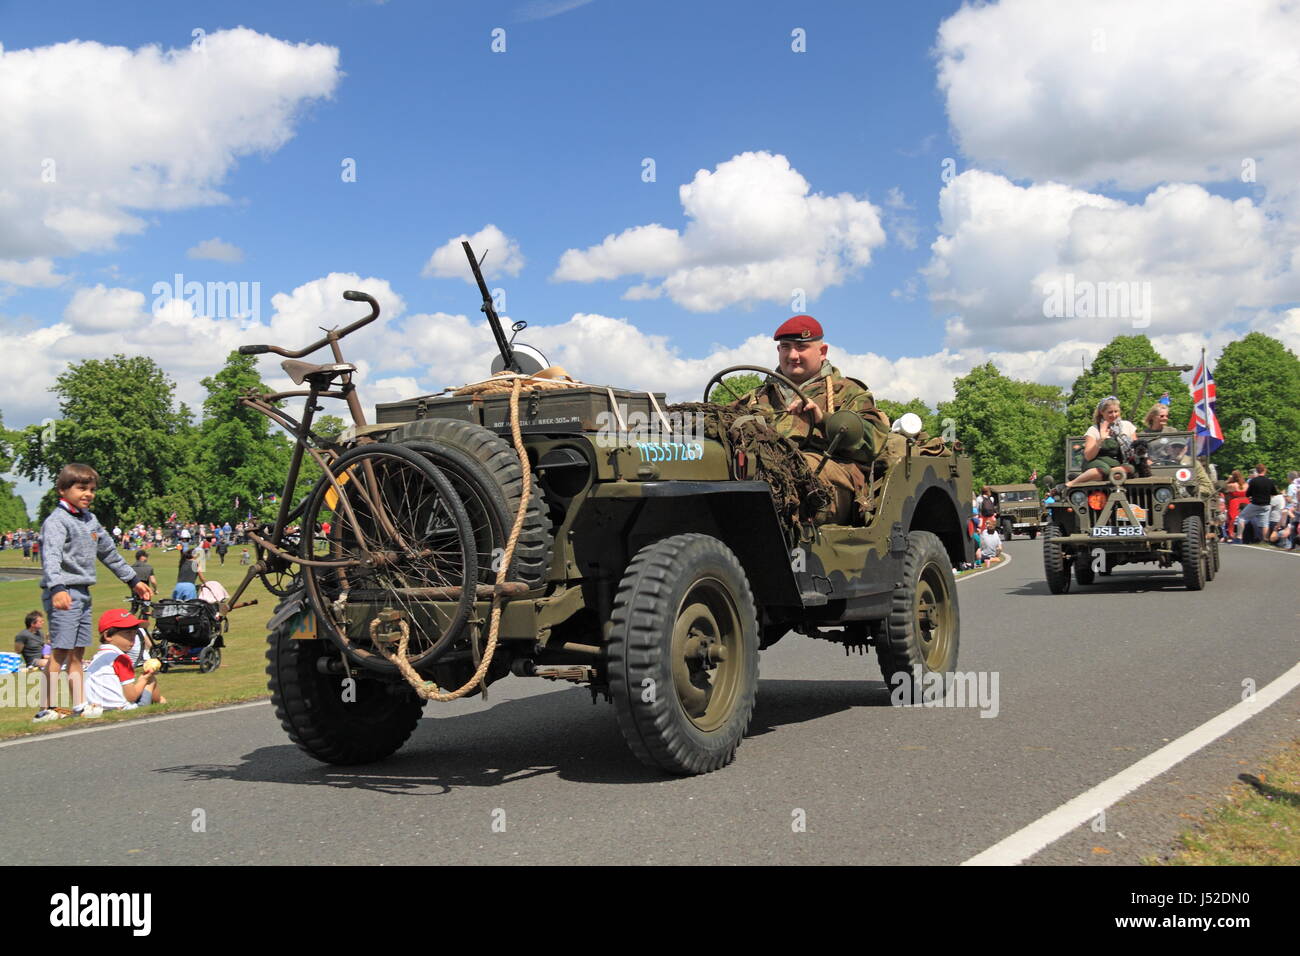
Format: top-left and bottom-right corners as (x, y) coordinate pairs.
(1065, 396), (1137, 488)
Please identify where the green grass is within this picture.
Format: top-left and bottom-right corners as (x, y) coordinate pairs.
(1153, 739), (1300, 865)
(0, 548), (278, 740)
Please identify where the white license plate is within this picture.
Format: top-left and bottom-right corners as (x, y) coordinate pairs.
(1091, 526), (1145, 537)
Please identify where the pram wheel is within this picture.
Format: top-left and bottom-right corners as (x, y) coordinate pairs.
(198, 646), (222, 673)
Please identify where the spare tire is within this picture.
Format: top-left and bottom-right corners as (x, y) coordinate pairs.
(389, 418), (553, 587)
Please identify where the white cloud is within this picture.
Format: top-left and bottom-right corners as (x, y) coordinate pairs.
(935, 0), (1300, 190)
(0, 273), (402, 430)
(924, 170), (1285, 350)
(0, 258), (68, 288)
(553, 151), (887, 312)
(423, 225), (525, 282)
(187, 238), (245, 263)
(0, 28), (340, 259)
(621, 282), (662, 301)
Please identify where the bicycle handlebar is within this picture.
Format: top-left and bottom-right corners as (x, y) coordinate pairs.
(237, 291), (380, 359)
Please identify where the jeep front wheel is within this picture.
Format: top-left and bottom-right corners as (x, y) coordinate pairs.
(607, 534), (759, 775)
(877, 531), (959, 701)
(1181, 516), (1206, 591)
(1043, 523), (1072, 594)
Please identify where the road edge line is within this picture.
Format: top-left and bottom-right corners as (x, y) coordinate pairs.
(961, 660), (1300, 865)
(0, 699), (271, 750)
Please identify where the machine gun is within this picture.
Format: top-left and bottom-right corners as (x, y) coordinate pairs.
(463, 240), (521, 374)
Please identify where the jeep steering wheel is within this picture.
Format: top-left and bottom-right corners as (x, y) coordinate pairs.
(703, 364), (818, 451)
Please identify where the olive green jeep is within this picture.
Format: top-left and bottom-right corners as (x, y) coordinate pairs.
(988, 483), (1042, 540)
(1042, 430), (1217, 592)
(260, 243), (973, 775)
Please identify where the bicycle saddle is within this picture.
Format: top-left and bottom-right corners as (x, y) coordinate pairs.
(281, 360), (355, 386)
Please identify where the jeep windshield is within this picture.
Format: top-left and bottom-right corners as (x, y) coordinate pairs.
(1144, 432), (1199, 467)
(1005, 490), (1039, 502)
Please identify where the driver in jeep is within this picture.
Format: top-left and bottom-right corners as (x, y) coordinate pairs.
(729, 315), (890, 524)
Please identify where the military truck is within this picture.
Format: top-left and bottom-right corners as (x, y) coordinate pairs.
(260, 245), (974, 776)
(1042, 429), (1217, 592)
(988, 483), (1042, 540)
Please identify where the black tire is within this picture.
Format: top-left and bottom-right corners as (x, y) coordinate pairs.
(877, 531), (959, 702)
(607, 534), (759, 775)
(1181, 515), (1205, 591)
(1211, 535), (1220, 574)
(301, 442), (478, 671)
(1043, 523), (1072, 594)
(1001, 518), (1014, 541)
(198, 646), (222, 673)
(1075, 549), (1097, 586)
(390, 418), (553, 588)
(266, 594), (424, 764)
(1028, 528), (1038, 540)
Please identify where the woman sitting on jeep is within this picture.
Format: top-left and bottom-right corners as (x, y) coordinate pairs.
(1066, 396), (1137, 488)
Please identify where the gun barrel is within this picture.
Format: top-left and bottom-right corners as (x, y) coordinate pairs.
(463, 241), (519, 373)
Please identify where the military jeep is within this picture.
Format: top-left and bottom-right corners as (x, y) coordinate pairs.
(262, 245), (972, 776)
(988, 483), (1042, 540)
(1042, 430), (1217, 593)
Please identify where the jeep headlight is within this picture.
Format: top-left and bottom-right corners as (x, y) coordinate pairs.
(1154, 487), (1173, 504)
(1070, 490), (1088, 510)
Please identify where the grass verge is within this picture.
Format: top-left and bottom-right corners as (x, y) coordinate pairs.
(1153, 737), (1300, 865)
(0, 549), (276, 740)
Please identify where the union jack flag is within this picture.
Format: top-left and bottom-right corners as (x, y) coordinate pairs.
(1187, 356), (1224, 455)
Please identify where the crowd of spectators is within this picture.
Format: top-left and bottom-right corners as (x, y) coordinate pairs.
(1218, 466), (1297, 550)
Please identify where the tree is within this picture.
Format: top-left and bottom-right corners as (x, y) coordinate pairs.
(196, 352), (299, 524)
(0, 413), (31, 531)
(937, 363), (1067, 487)
(1212, 332), (1300, 476)
(707, 372), (762, 404)
(14, 355), (182, 528)
(1063, 335), (1189, 440)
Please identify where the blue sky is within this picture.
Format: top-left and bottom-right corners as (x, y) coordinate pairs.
(4, 0), (1300, 515)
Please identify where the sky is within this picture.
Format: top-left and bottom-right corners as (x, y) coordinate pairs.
(3, 0), (1300, 515)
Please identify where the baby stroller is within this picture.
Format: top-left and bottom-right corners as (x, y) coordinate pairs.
(152, 581), (228, 673)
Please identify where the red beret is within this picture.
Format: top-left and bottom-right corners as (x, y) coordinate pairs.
(773, 315), (823, 341)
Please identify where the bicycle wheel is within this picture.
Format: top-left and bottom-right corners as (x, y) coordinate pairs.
(301, 443), (478, 671)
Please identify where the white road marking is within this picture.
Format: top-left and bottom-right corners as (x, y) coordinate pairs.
(1224, 542), (1299, 558)
(0, 700), (271, 750)
(955, 551), (1013, 582)
(962, 660), (1300, 866)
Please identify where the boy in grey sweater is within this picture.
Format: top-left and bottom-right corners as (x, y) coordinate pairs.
(35, 463), (153, 721)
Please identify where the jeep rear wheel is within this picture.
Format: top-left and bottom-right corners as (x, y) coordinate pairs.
(607, 534), (759, 775)
(1043, 523), (1072, 594)
(878, 531), (959, 701)
(267, 595), (424, 765)
(1181, 516), (1205, 591)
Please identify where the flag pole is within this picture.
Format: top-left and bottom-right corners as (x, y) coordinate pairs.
(1199, 346), (1210, 460)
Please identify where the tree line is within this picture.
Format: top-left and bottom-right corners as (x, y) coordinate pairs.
(3, 331), (1298, 532)
(4, 352), (342, 532)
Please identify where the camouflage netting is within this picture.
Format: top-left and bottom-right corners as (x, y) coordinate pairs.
(668, 402), (830, 533)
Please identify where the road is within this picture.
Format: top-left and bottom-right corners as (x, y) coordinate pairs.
(3, 539), (1297, 865)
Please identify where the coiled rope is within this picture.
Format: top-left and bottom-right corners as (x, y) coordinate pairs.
(372, 377), (532, 700)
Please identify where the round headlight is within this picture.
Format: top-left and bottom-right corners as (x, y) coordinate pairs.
(1070, 490), (1088, 510)
(1154, 487), (1173, 504)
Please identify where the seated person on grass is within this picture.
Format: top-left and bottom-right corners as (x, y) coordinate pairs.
(83, 609), (167, 714)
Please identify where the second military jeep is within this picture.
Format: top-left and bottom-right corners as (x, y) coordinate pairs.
(1042, 430), (1218, 593)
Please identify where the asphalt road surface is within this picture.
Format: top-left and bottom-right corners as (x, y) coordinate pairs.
(3, 539), (1297, 865)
